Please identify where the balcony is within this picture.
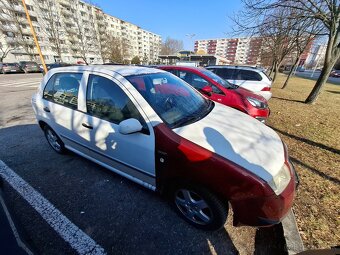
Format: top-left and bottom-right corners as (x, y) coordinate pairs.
(59, 0), (71, 7)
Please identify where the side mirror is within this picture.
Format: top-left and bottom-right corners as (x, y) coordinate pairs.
(201, 85), (213, 95)
(118, 118), (143, 135)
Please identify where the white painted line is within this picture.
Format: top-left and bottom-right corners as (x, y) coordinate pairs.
(12, 83), (40, 88)
(0, 79), (42, 87)
(0, 161), (106, 255)
(0, 195), (34, 255)
(0, 82), (41, 87)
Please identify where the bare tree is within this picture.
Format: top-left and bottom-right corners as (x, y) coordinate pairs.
(281, 18), (322, 89)
(0, 0), (36, 60)
(237, 0), (340, 103)
(0, 34), (17, 62)
(160, 37), (183, 55)
(32, 0), (64, 62)
(107, 36), (128, 63)
(66, 2), (97, 64)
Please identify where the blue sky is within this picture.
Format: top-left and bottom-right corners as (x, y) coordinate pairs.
(93, 0), (243, 50)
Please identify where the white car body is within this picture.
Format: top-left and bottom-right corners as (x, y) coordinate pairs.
(32, 65), (285, 192)
(206, 66), (272, 100)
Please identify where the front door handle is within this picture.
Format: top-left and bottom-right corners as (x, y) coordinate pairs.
(82, 123), (93, 129)
(43, 107), (50, 112)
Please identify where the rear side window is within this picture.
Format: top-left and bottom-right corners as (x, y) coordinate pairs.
(86, 74), (147, 128)
(236, 70), (262, 81)
(214, 68), (235, 80)
(43, 73), (82, 110)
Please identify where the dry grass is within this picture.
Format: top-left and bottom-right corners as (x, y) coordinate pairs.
(267, 74), (340, 249)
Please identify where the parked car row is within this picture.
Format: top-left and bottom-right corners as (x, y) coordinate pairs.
(32, 65), (298, 231)
(0, 61), (42, 74)
(0, 61), (75, 74)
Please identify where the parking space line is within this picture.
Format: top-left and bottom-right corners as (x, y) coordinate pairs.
(0, 79), (42, 86)
(0, 81), (41, 87)
(0, 160), (107, 255)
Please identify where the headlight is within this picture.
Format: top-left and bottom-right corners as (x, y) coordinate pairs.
(268, 164), (291, 195)
(246, 97), (267, 109)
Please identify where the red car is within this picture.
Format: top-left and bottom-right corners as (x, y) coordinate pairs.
(159, 66), (270, 123)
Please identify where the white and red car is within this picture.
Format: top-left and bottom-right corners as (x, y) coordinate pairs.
(32, 65), (297, 230)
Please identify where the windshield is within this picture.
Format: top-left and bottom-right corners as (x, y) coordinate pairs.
(126, 72), (214, 128)
(200, 69), (238, 89)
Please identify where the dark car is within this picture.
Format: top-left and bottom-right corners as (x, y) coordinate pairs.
(46, 62), (72, 70)
(330, 70), (340, 78)
(18, 61), (41, 73)
(1, 63), (24, 74)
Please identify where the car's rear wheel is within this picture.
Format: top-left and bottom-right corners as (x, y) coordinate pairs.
(44, 126), (66, 154)
(172, 184), (228, 230)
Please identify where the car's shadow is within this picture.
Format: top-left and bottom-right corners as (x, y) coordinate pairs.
(0, 124), (285, 255)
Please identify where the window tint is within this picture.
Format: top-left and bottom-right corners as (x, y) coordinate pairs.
(176, 71), (209, 90)
(43, 73), (82, 110)
(167, 69), (178, 76)
(215, 68), (235, 79)
(236, 70), (262, 81)
(211, 85), (224, 95)
(86, 75), (147, 127)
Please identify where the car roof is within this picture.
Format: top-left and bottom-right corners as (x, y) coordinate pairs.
(47, 65), (166, 77)
(160, 65), (207, 72)
(207, 65), (263, 73)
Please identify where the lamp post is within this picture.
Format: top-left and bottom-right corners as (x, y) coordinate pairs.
(185, 33), (196, 61)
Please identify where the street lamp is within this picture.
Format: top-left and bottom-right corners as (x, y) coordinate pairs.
(186, 33), (196, 50)
(185, 33), (196, 61)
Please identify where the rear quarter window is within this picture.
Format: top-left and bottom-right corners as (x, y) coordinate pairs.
(213, 68), (235, 80)
(43, 73), (82, 110)
(236, 70), (262, 81)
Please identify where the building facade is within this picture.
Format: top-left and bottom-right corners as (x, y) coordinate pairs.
(195, 37), (263, 66)
(0, 0), (161, 64)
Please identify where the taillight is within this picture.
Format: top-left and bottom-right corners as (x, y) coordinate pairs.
(261, 87), (271, 91)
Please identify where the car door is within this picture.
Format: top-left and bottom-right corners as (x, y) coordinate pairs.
(41, 72), (89, 155)
(76, 72), (156, 187)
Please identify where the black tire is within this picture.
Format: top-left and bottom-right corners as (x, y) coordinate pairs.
(43, 126), (66, 154)
(171, 184), (228, 231)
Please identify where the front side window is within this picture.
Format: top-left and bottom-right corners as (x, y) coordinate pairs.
(43, 73), (82, 110)
(86, 74), (147, 127)
(126, 72), (214, 128)
(176, 71), (209, 90)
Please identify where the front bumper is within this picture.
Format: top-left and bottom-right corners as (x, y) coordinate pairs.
(232, 160), (298, 227)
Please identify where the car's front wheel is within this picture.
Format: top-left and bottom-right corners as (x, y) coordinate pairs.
(44, 126), (66, 154)
(172, 184), (228, 230)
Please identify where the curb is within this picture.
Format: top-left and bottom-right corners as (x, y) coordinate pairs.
(282, 209), (304, 254)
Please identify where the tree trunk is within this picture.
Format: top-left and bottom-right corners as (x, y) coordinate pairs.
(269, 62), (275, 77)
(282, 56), (300, 89)
(272, 62), (280, 83)
(305, 30), (340, 104)
(304, 59), (335, 104)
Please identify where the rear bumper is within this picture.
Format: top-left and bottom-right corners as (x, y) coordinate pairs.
(232, 161), (298, 227)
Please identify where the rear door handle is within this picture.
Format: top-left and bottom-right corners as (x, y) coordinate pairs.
(43, 107), (50, 112)
(82, 123), (93, 129)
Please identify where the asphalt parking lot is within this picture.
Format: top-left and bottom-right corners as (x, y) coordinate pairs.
(0, 73), (286, 255)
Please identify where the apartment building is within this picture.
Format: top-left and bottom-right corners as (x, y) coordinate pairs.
(195, 37), (263, 65)
(0, 0), (161, 64)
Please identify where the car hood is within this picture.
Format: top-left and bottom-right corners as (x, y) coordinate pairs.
(234, 87), (267, 102)
(173, 103), (284, 183)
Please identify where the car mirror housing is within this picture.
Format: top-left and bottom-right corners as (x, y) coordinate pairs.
(201, 85), (213, 95)
(118, 118), (143, 135)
